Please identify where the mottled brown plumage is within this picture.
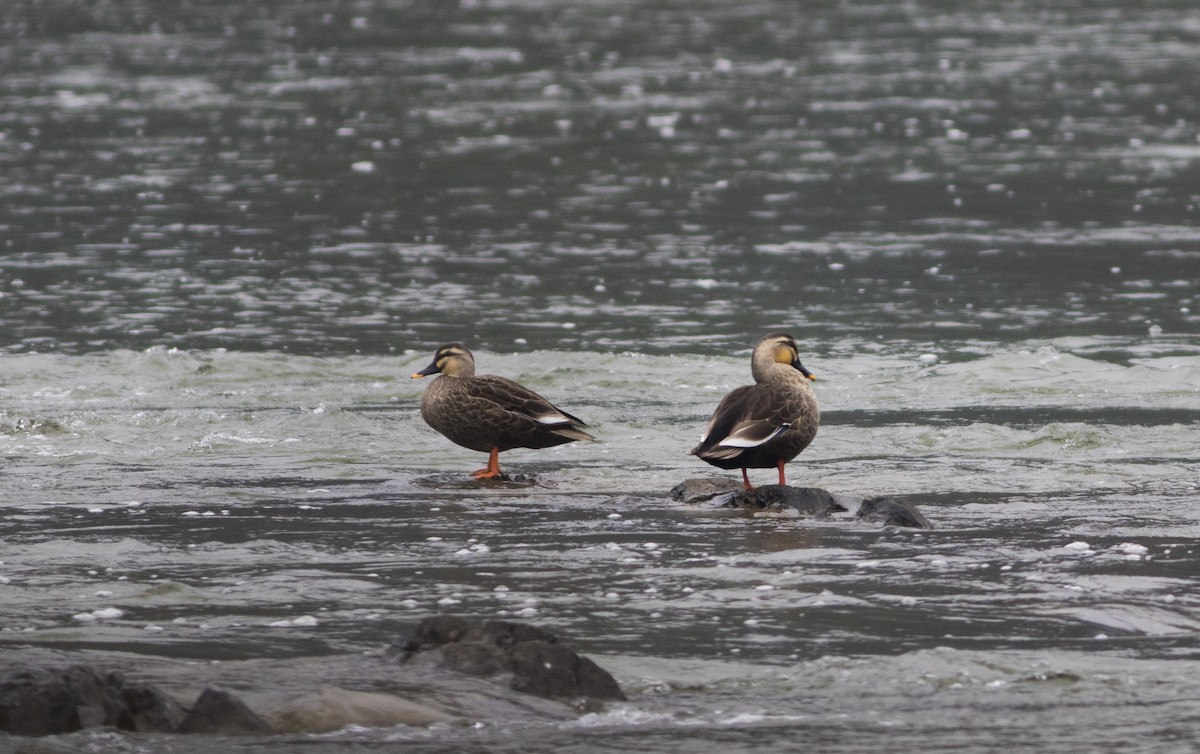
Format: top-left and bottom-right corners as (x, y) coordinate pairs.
(411, 343), (595, 479)
(689, 333), (820, 490)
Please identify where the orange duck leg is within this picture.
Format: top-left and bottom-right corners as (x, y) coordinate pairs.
(470, 447), (503, 480)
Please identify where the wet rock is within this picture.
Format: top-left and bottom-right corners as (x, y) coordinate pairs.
(489, 472), (538, 484)
(0, 665), (132, 736)
(725, 484), (846, 517)
(426, 641), (512, 677)
(415, 472), (542, 489)
(396, 614), (473, 655)
(464, 619), (559, 649)
(267, 686), (455, 733)
(121, 683), (188, 732)
(669, 477), (744, 504)
(176, 687), (275, 736)
(1, 618), (621, 738)
(856, 496), (933, 529)
(509, 641), (625, 701)
(391, 617), (625, 701)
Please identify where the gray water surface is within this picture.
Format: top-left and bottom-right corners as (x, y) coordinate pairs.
(3, 1), (1200, 751)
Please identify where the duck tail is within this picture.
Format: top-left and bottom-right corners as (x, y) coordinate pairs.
(695, 446), (742, 461)
(554, 426), (597, 443)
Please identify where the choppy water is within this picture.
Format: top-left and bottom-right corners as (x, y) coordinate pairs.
(3, 0), (1200, 751)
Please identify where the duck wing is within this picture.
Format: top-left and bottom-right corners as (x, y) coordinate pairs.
(691, 384), (797, 460)
(469, 375), (595, 441)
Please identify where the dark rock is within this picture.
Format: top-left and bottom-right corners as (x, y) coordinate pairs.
(669, 477), (744, 503)
(857, 496), (933, 529)
(490, 472), (537, 484)
(0, 664), (132, 736)
(509, 641), (625, 701)
(176, 687), (275, 736)
(462, 619), (559, 649)
(725, 485), (846, 517)
(393, 617), (625, 702)
(121, 683), (188, 733)
(424, 641), (512, 677)
(389, 614), (472, 661)
(390, 617), (561, 663)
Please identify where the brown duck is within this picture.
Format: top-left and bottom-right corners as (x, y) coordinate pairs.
(411, 343), (595, 479)
(690, 333), (819, 490)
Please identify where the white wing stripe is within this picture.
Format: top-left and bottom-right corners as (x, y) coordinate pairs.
(718, 423), (789, 448)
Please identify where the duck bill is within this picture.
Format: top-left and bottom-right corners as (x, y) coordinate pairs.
(794, 361), (816, 381)
(411, 362), (440, 379)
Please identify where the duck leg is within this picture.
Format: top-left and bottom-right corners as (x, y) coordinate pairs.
(776, 459), (787, 487)
(470, 447), (503, 479)
(741, 468), (754, 491)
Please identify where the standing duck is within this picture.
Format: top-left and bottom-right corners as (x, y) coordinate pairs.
(411, 343), (595, 479)
(690, 333), (819, 490)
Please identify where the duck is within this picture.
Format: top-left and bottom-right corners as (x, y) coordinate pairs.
(411, 343), (595, 479)
(689, 333), (819, 491)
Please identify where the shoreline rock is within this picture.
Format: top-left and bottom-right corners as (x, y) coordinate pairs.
(0, 617), (624, 738)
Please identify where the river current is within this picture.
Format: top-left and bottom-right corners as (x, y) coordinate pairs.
(2, 1), (1200, 752)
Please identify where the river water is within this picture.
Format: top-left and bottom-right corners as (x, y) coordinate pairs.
(2, 0), (1200, 751)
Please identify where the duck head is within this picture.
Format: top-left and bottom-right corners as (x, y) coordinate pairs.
(412, 343), (477, 379)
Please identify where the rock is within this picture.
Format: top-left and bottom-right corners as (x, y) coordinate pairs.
(424, 640), (512, 677)
(509, 641), (625, 701)
(489, 472), (537, 484)
(0, 617), (622, 738)
(389, 617), (560, 664)
(267, 686), (455, 733)
(176, 687), (275, 736)
(463, 619), (559, 649)
(669, 477), (744, 504)
(121, 683), (188, 733)
(856, 496), (932, 529)
(672, 478), (934, 528)
(392, 617), (625, 702)
(393, 614), (473, 658)
(0, 665), (132, 736)
(725, 485), (846, 517)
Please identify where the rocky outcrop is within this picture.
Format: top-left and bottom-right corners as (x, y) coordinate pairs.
(175, 688), (275, 736)
(0, 665), (181, 736)
(724, 484), (847, 517)
(390, 615), (626, 701)
(669, 477), (744, 504)
(119, 682), (188, 733)
(0, 617), (625, 738)
(670, 477), (932, 528)
(856, 495), (933, 529)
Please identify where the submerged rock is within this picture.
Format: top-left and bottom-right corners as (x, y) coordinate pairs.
(267, 686), (454, 733)
(120, 682), (188, 733)
(669, 477), (744, 504)
(175, 687), (274, 736)
(725, 484), (847, 517)
(390, 616), (626, 701)
(415, 472), (543, 489)
(671, 478), (932, 528)
(856, 496), (933, 529)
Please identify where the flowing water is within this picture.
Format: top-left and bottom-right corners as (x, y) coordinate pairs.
(2, 0), (1200, 751)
